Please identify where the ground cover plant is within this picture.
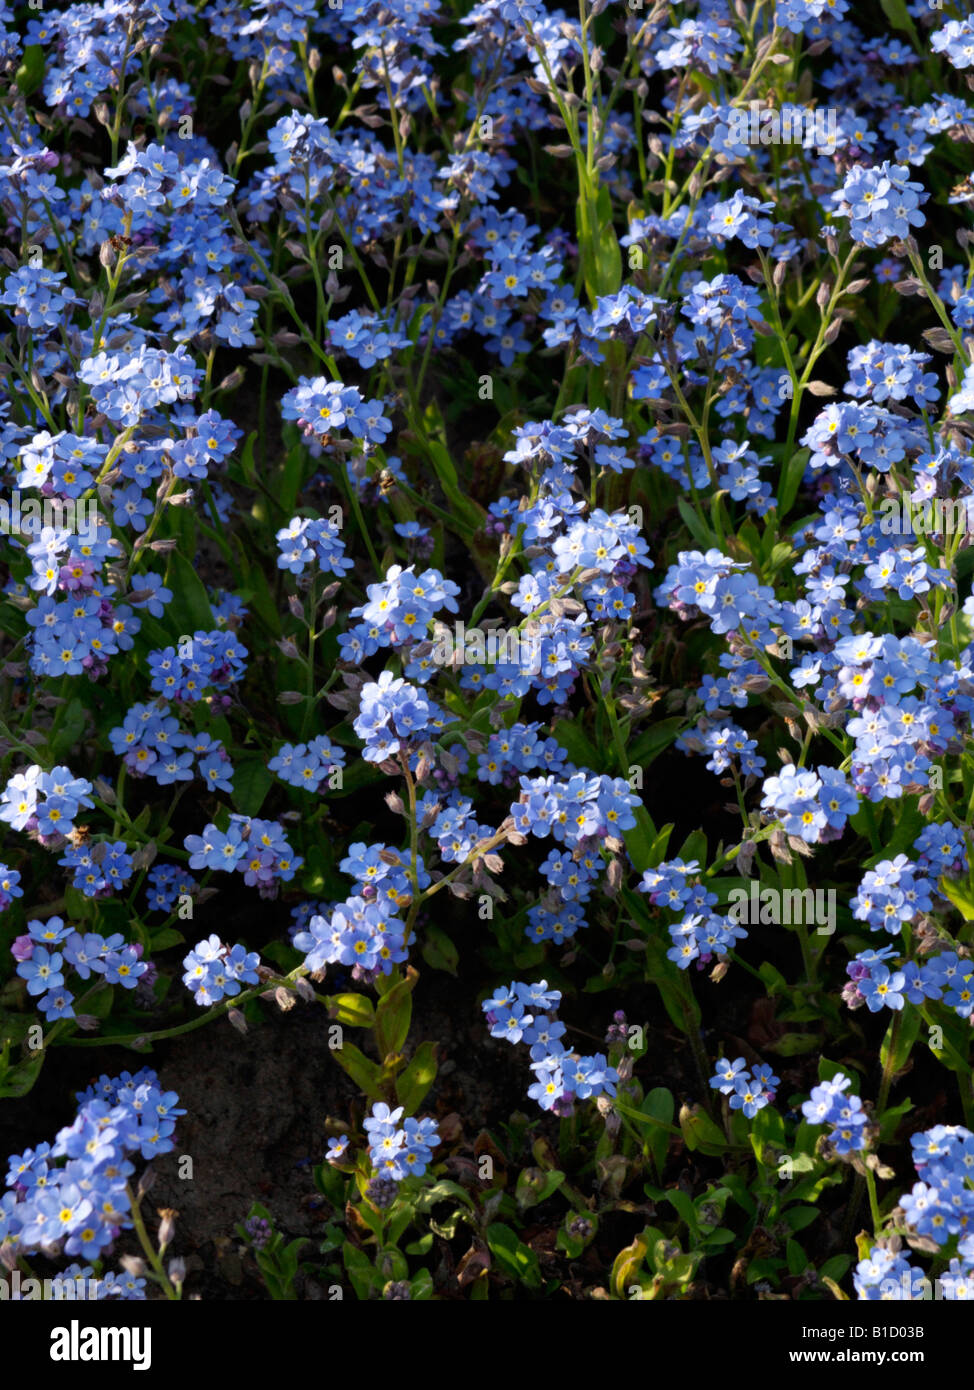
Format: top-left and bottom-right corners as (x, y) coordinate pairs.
(2, 0), (974, 1307)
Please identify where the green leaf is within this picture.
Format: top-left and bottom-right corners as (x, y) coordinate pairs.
(879, 0), (919, 41)
(84, 984), (115, 1020)
(50, 699), (86, 762)
(786, 1238), (809, 1277)
(880, 1008), (921, 1075)
(878, 1096), (913, 1145)
(820, 1254), (852, 1283)
(231, 757), (275, 817)
(414, 1179), (476, 1214)
(576, 179), (622, 302)
(621, 806), (660, 874)
(551, 717), (602, 772)
(648, 822), (674, 863)
(328, 993), (376, 1028)
(641, 1087), (675, 1176)
(0, 1049), (45, 1099)
(818, 1055), (855, 1085)
(385, 1205), (414, 1247)
(374, 973), (415, 1059)
(700, 1228), (736, 1250)
(610, 1230), (649, 1299)
(675, 827), (709, 869)
(784, 1206), (820, 1233)
(677, 496), (714, 549)
(14, 45), (45, 97)
(767, 1031), (821, 1056)
(486, 1222), (542, 1290)
(149, 926), (184, 952)
(749, 1101), (785, 1164)
(758, 961), (788, 996)
(640, 934), (700, 1032)
(423, 437), (485, 537)
(342, 1241), (379, 1300)
(628, 718), (685, 771)
(421, 923), (458, 975)
(236, 554), (281, 636)
(330, 1040), (384, 1101)
(940, 875), (974, 922)
(717, 1173), (757, 1218)
(396, 1040), (438, 1115)
(163, 550), (216, 639)
(261, 940), (302, 972)
(663, 1189), (699, 1236)
(237, 431), (258, 484)
(405, 1233), (434, 1256)
(768, 541), (795, 574)
(280, 441), (308, 517)
(515, 1167), (565, 1211)
(678, 1103), (727, 1156)
(777, 446), (810, 519)
(64, 884), (93, 922)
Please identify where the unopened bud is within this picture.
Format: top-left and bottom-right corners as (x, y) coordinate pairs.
(157, 1209), (177, 1248)
(596, 1096), (621, 1138)
(769, 828), (793, 864)
(742, 673), (771, 693)
(735, 840), (756, 876)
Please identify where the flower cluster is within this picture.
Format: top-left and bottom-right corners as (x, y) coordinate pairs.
(0, 764), (93, 841)
(709, 1056), (780, 1118)
(4, 0), (974, 1308)
(352, 671), (450, 764)
(483, 980), (619, 1115)
(11, 917), (149, 1021)
(276, 516), (352, 578)
(364, 1103), (440, 1182)
(639, 860), (747, 970)
(293, 892), (413, 980)
(2, 1067), (180, 1272)
(182, 935), (261, 1007)
(184, 816), (303, 896)
(801, 1073), (870, 1155)
(109, 701), (235, 790)
(855, 1124), (974, 1299)
(268, 735), (346, 793)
